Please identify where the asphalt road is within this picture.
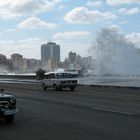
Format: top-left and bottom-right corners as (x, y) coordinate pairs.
(0, 82), (140, 140)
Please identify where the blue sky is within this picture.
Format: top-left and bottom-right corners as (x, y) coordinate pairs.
(0, 0), (139, 60)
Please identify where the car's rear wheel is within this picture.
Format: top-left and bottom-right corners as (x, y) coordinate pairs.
(4, 115), (14, 123)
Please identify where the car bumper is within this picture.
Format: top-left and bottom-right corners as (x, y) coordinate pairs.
(3, 108), (18, 116)
(60, 84), (77, 87)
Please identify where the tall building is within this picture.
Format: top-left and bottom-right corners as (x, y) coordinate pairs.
(47, 58), (57, 71)
(69, 51), (76, 64)
(41, 42), (60, 64)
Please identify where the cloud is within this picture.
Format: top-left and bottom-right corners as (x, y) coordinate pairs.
(0, 0), (61, 19)
(53, 31), (90, 40)
(19, 17), (57, 29)
(0, 37), (90, 61)
(53, 31), (91, 60)
(64, 7), (117, 24)
(0, 38), (46, 59)
(4, 28), (17, 32)
(118, 7), (140, 15)
(107, 0), (140, 6)
(119, 21), (127, 25)
(86, 0), (103, 7)
(54, 40), (91, 60)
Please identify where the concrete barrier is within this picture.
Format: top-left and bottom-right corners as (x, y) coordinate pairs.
(0, 74), (36, 80)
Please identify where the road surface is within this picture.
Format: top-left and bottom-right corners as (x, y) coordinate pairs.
(0, 82), (140, 140)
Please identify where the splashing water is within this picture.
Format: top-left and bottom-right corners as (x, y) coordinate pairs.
(91, 27), (140, 76)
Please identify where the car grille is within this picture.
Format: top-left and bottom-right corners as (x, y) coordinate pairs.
(0, 101), (10, 109)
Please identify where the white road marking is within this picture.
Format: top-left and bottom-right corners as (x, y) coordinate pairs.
(91, 106), (135, 116)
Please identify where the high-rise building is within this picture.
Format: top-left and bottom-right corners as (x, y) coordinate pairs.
(69, 51), (76, 64)
(41, 42), (60, 64)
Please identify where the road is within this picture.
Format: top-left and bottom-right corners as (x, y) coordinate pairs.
(0, 82), (140, 140)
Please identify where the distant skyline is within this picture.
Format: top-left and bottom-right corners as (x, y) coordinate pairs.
(0, 0), (139, 60)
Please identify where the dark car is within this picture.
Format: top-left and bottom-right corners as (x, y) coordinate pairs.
(0, 89), (18, 123)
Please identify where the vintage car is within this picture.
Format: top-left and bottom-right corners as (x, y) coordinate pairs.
(42, 72), (78, 91)
(0, 89), (18, 123)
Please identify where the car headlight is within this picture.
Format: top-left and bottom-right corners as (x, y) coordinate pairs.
(10, 97), (16, 104)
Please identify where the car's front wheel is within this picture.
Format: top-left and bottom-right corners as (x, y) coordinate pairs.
(70, 87), (75, 91)
(42, 83), (47, 90)
(54, 84), (59, 91)
(54, 84), (62, 91)
(4, 115), (14, 123)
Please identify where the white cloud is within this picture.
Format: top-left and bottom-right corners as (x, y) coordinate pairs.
(118, 7), (140, 15)
(0, 38), (46, 59)
(54, 40), (91, 60)
(0, 37), (90, 61)
(53, 31), (90, 40)
(119, 21), (127, 25)
(107, 0), (140, 6)
(0, 0), (61, 19)
(4, 28), (17, 32)
(53, 31), (91, 60)
(86, 0), (103, 7)
(19, 17), (57, 29)
(58, 5), (66, 10)
(64, 7), (117, 24)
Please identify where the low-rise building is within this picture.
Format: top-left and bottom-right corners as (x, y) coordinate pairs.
(11, 53), (23, 72)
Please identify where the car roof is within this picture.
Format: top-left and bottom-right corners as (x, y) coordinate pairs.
(45, 72), (71, 75)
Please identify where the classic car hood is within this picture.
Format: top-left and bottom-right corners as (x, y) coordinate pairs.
(0, 94), (13, 101)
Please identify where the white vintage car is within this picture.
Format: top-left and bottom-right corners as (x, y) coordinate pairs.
(42, 72), (78, 91)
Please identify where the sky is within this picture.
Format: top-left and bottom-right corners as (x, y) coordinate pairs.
(0, 0), (139, 61)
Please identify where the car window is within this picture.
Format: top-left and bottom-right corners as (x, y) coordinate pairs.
(56, 73), (71, 79)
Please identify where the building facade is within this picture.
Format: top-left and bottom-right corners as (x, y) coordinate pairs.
(23, 58), (41, 72)
(69, 51), (76, 64)
(11, 53), (23, 72)
(0, 54), (7, 63)
(41, 42), (60, 65)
